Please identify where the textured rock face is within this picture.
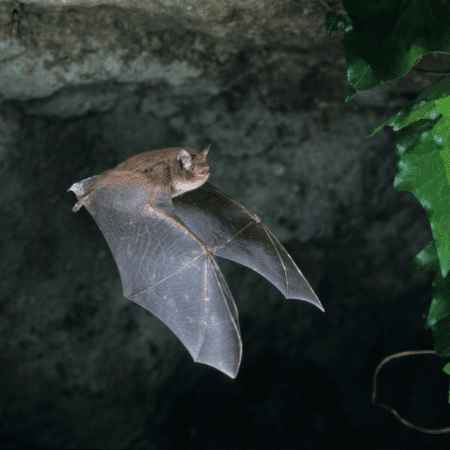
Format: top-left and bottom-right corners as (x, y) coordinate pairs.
(0, 0), (445, 449)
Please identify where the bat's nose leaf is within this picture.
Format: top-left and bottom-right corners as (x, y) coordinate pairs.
(129, 254), (242, 379)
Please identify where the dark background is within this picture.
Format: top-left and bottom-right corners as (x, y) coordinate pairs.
(1, 0), (450, 448)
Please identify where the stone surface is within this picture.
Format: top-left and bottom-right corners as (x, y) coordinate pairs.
(1, 0), (449, 449)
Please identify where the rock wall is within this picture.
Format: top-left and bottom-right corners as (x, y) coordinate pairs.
(1, 0), (448, 448)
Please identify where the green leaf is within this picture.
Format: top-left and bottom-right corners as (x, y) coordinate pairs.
(394, 114), (450, 277)
(324, 12), (352, 36)
(345, 85), (357, 102)
(344, 0), (412, 20)
(410, 241), (439, 271)
(443, 362), (450, 375)
(426, 271), (450, 328)
(431, 316), (450, 356)
(416, 76), (450, 103)
(444, 363), (450, 403)
(334, 0), (450, 99)
(369, 77), (450, 137)
(375, 76), (450, 372)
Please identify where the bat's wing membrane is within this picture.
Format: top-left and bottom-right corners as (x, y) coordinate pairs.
(69, 177), (242, 378)
(173, 183), (323, 311)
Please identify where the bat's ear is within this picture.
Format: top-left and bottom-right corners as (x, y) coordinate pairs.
(178, 149), (192, 170)
(202, 144), (211, 157)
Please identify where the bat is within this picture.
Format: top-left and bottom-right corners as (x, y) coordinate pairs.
(69, 147), (323, 378)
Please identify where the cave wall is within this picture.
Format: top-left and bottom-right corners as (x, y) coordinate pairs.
(1, 0), (449, 448)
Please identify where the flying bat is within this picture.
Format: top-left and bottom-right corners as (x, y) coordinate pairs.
(69, 147), (323, 378)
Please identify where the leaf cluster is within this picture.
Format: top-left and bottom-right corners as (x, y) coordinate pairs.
(325, 0), (450, 404)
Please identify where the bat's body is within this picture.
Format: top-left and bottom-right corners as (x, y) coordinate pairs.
(69, 147), (323, 378)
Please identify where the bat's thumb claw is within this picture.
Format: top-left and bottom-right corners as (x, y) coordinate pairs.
(72, 201), (83, 212)
(69, 176), (102, 212)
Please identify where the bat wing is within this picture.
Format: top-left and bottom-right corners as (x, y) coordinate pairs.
(69, 177), (242, 378)
(173, 182), (323, 311)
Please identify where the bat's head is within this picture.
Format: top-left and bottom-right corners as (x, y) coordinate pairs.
(172, 146), (210, 197)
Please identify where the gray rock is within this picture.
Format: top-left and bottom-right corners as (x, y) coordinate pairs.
(0, 0), (443, 449)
